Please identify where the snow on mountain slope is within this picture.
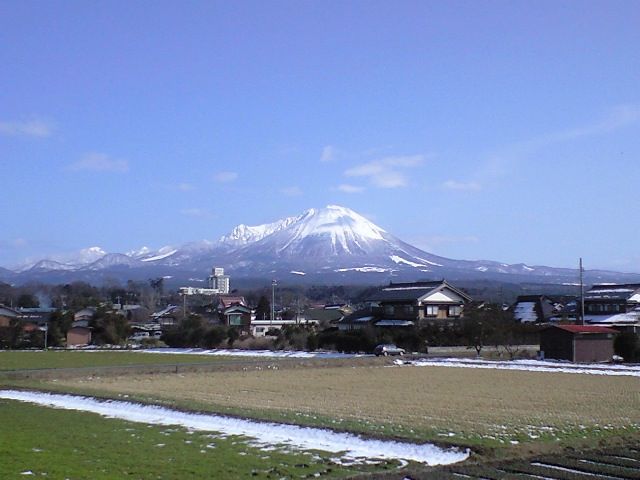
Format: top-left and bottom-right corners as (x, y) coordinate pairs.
(219, 215), (301, 247)
(139, 246), (178, 262)
(226, 205), (392, 259)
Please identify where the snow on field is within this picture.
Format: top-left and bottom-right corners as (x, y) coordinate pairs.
(0, 390), (468, 465)
(141, 348), (366, 359)
(394, 357), (640, 377)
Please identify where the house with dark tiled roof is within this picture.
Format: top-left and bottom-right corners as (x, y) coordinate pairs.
(370, 280), (471, 324)
(340, 280), (472, 330)
(512, 295), (556, 323)
(583, 283), (640, 330)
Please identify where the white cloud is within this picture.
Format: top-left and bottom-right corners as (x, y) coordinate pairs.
(320, 145), (336, 162)
(180, 208), (215, 219)
(280, 186), (303, 196)
(336, 184), (365, 193)
(176, 182), (195, 192)
(0, 118), (54, 138)
(442, 180), (481, 192)
(213, 171), (238, 183)
(68, 153), (129, 173)
(344, 154), (425, 189)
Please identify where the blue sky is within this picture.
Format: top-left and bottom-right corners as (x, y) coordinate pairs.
(1, 0), (639, 272)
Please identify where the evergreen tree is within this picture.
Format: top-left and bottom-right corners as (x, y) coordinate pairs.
(254, 295), (271, 320)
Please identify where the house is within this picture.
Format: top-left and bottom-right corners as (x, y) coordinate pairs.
(338, 280), (472, 330)
(300, 307), (345, 326)
(540, 325), (617, 363)
(150, 305), (180, 326)
(74, 307), (96, 322)
(368, 280), (472, 325)
(583, 283), (640, 331)
(512, 295), (556, 323)
(0, 305), (20, 327)
(251, 319), (318, 337)
(217, 295), (247, 310)
(222, 304), (252, 333)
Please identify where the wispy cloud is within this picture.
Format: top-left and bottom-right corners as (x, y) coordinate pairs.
(0, 118), (54, 138)
(552, 104), (640, 141)
(180, 208), (215, 219)
(458, 104), (640, 191)
(344, 154), (425, 189)
(412, 235), (479, 252)
(0, 238), (28, 249)
(68, 153), (129, 173)
(213, 171), (238, 183)
(442, 180), (481, 192)
(336, 184), (365, 193)
(280, 186), (303, 196)
(176, 182), (195, 192)
(320, 145), (336, 162)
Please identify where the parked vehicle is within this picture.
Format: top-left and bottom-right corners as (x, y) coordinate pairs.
(374, 344), (405, 356)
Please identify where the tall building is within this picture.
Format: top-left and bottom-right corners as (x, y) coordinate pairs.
(209, 267), (230, 294)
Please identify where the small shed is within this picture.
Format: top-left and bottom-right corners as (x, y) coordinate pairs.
(540, 325), (617, 363)
(66, 326), (92, 346)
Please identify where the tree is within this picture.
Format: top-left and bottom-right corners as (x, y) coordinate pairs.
(17, 293), (39, 308)
(227, 327), (239, 347)
(614, 332), (639, 362)
(90, 308), (130, 345)
(254, 296), (271, 320)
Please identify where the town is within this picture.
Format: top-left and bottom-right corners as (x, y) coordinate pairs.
(1, 266), (638, 363)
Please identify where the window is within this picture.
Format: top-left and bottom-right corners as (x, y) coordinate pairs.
(448, 305), (462, 317)
(384, 305), (395, 316)
(425, 305), (438, 316)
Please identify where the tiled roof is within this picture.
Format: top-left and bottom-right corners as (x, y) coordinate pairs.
(552, 325), (617, 334)
(369, 280), (471, 303)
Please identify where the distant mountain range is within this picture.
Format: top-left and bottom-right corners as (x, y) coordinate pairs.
(2, 205), (639, 286)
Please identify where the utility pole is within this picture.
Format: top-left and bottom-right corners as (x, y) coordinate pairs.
(579, 258), (585, 325)
(271, 279), (277, 325)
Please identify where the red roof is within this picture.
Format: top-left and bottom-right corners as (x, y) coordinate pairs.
(553, 325), (617, 334)
(218, 296), (246, 308)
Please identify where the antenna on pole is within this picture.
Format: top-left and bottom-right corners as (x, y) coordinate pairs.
(579, 258), (585, 325)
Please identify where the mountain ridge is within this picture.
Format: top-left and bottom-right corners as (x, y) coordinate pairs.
(2, 205), (639, 286)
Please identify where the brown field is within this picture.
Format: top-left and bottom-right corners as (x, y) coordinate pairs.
(49, 363), (640, 449)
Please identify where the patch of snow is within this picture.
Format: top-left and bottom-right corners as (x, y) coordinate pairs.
(335, 266), (389, 273)
(290, 271), (306, 276)
(414, 256), (444, 267)
(476, 266), (488, 272)
(513, 302), (538, 323)
(0, 391), (469, 466)
(140, 248), (178, 262)
(141, 348), (366, 359)
(393, 358), (640, 377)
(389, 255), (426, 268)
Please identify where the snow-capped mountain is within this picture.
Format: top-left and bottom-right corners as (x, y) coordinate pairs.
(3, 205), (640, 285)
